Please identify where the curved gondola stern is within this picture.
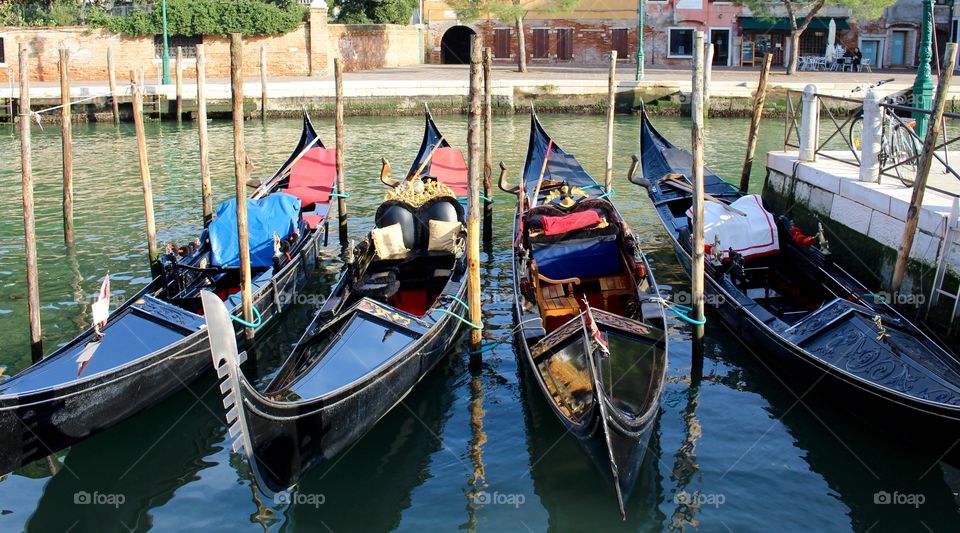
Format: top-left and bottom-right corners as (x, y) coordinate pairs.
(200, 291), (280, 498)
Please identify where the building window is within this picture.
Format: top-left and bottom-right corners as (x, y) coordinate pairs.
(533, 29), (549, 58)
(799, 30), (827, 57)
(611, 28), (628, 59)
(557, 28), (573, 60)
(0, 36), (5, 65)
(668, 28), (694, 57)
(154, 35), (202, 59)
(495, 28), (511, 58)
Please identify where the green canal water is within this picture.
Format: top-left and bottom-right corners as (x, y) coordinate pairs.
(0, 114), (957, 532)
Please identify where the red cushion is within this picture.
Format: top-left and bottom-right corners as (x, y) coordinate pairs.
(303, 214), (325, 229)
(285, 147), (336, 207)
(541, 210), (603, 236)
(285, 186), (331, 209)
(429, 147), (468, 197)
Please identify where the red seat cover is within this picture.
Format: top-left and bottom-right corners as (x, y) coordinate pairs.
(302, 214), (325, 229)
(541, 210), (603, 236)
(429, 147), (468, 197)
(284, 147), (336, 208)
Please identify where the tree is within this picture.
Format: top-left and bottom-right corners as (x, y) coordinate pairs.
(733, 0), (895, 75)
(447, 0), (580, 73)
(335, 0), (418, 24)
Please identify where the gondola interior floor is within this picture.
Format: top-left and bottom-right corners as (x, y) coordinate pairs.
(280, 314), (417, 399)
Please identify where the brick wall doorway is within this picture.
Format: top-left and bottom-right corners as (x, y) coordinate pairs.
(441, 26), (476, 64)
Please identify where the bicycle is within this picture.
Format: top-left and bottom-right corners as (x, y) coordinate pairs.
(848, 78), (920, 185)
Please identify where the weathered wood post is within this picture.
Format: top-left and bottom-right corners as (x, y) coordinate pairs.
(482, 47), (494, 246)
(605, 50), (617, 193)
(891, 43), (957, 293)
(704, 42), (714, 114)
(739, 53), (773, 193)
(107, 47), (120, 125)
(131, 69), (160, 278)
(467, 36), (484, 354)
(175, 46), (183, 122)
(197, 44), (213, 227)
(6, 70), (13, 120)
(260, 45), (268, 121)
(334, 58), (349, 246)
(19, 44), (43, 363)
(690, 31), (706, 341)
(59, 48), (74, 246)
(231, 33), (255, 341)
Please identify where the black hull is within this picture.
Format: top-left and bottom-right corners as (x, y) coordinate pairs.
(225, 301), (463, 495)
(638, 110), (960, 462)
(510, 112), (668, 516)
(0, 227), (326, 474)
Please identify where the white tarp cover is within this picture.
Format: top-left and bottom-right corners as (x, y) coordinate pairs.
(687, 194), (780, 260)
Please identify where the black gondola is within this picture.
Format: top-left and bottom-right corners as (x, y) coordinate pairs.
(637, 109), (960, 459)
(0, 114), (335, 475)
(505, 111), (668, 518)
(203, 111), (470, 496)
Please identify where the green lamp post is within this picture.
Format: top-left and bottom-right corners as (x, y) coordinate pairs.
(636, 0), (645, 80)
(161, 0), (171, 85)
(912, 0), (934, 137)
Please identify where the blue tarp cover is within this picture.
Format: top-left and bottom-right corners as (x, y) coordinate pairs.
(210, 193), (301, 268)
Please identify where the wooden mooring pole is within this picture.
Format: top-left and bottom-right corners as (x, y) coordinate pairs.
(19, 44), (43, 363)
(59, 48), (74, 246)
(107, 47), (120, 126)
(691, 31), (707, 341)
(175, 46), (183, 122)
(482, 47), (493, 246)
(604, 50), (617, 193)
(231, 33), (255, 341)
(334, 58), (349, 246)
(704, 43), (714, 114)
(467, 36), (484, 354)
(260, 45), (268, 121)
(891, 43), (958, 293)
(131, 69), (160, 276)
(740, 53), (773, 193)
(197, 44), (213, 227)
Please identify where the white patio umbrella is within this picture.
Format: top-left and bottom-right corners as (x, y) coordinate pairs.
(825, 19), (837, 62)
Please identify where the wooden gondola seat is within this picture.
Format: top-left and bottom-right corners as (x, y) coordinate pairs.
(283, 147), (336, 209)
(532, 260), (581, 319)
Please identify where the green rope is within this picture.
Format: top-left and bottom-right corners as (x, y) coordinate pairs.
(597, 188), (617, 200)
(434, 308), (483, 330)
(481, 193), (494, 203)
(230, 305), (263, 329)
(582, 184), (602, 190)
(330, 192), (351, 198)
(864, 292), (887, 303)
(448, 295), (469, 309)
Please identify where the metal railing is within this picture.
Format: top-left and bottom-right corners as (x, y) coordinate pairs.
(784, 88), (960, 198)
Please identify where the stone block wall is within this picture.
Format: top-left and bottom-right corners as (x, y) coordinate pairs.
(0, 9), (421, 82)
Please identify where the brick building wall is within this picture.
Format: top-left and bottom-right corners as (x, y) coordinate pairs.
(329, 24), (422, 72)
(0, 7), (422, 82)
(463, 19), (638, 66)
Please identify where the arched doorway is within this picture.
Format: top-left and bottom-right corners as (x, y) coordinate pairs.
(441, 26), (476, 64)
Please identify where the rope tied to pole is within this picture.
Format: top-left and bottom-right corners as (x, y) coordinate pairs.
(649, 297), (707, 326)
(229, 305), (263, 329)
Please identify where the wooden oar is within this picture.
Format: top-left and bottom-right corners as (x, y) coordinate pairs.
(659, 174), (747, 216)
(411, 135), (445, 180)
(530, 140), (554, 208)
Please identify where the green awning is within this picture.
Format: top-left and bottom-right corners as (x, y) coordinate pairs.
(739, 17), (850, 32)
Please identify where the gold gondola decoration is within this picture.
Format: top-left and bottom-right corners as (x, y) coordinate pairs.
(383, 175), (456, 208)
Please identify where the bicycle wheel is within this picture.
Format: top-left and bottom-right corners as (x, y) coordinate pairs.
(849, 116), (864, 152)
(890, 124), (919, 184)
